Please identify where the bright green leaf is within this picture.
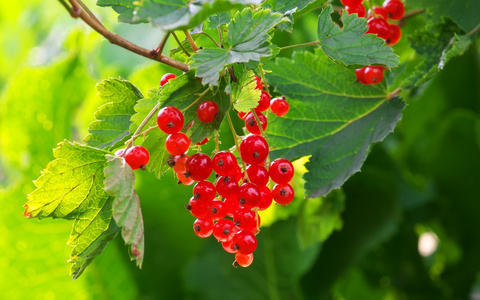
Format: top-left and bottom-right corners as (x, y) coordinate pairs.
(96, 0), (147, 23)
(104, 155), (145, 268)
(266, 50), (405, 197)
(232, 69), (261, 113)
(317, 5), (399, 69)
(84, 78), (143, 150)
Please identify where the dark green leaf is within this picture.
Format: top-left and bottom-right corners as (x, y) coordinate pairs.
(317, 5), (399, 69)
(206, 12), (231, 29)
(84, 78), (143, 150)
(190, 8), (285, 85)
(261, 0), (326, 32)
(96, 0), (147, 23)
(416, 0), (480, 32)
(232, 69), (261, 113)
(265, 50), (405, 197)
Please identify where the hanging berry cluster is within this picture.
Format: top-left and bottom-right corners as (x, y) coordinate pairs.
(341, 0), (404, 85)
(121, 73), (293, 267)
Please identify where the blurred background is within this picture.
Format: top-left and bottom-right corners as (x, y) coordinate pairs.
(1, 1), (480, 299)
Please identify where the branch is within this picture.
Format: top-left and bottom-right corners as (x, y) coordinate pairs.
(59, 0), (189, 72)
(184, 30), (198, 53)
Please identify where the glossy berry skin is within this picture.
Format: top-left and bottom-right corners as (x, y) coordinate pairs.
(197, 100), (219, 123)
(371, 6), (388, 19)
(254, 75), (262, 90)
(383, 0), (404, 20)
(165, 132), (191, 155)
(246, 164), (269, 187)
(237, 111), (248, 120)
(222, 238), (237, 253)
(215, 176), (239, 198)
(157, 106), (184, 134)
(366, 17), (390, 40)
(340, 0), (363, 6)
(245, 112), (267, 135)
(213, 219), (236, 242)
(193, 218), (213, 238)
(269, 158), (294, 184)
(193, 180), (216, 203)
(346, 4), (366, 17)
(177, 171), (194, 185)
(207, 200), (226, 221)
(196, 138), (209, 145)
(386, 24), (402, 46)
(255, 91), (270, 112)
(187, 197), (208, 218)
(272, 183), (295, 205)
(270, 97), (289, 117)
(170, 154), (188, 173)
(185, 153), (213, 181)
(212, 151), (238, 176)
(355, 67), (368, 84)
(125, 146), (150, 170)
(238, 182), (261, 209)
(224, 196), (242, 218)
(235, 253), (254, 267)
(239, 134), (269, 165)
(233, 207), (258, 233)
(160, 73), (177, 86)
(257, 186), (273, 211)
(233, 230), (257, 254)
(363, 66), (384, 85)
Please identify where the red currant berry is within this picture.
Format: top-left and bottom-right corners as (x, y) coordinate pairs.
(165, 132), (191, 155)
(370, 6), (388, 19)
(270, 97), (289, 117)
(346, 4), (366, 17)
(245, 112), (267, 135)
(193, 218), (213, 238)
(237, 111), (248, 120)
(212, 151), (238, 177)
(340, 0), (363, 6)
(222, 238), (237, 253)
(386, 24), (402, 46)
(197, 100), (219, 123)
(177, 171), (194, 185)
(232, 166), (244, 183)
(238, 182), (261, 209)
(363, 66), (384, 85)
(187, 197), (209, 218)
(233, 207), (258, 233)
(196, 138), (209, 145)
(224, 196), (242, 218)
(255, 91), (270, 112)
(254, 75), (262, 90)
(246, 164), (269, 187)
(160, 73), (177, 86)
(193, 180), (216, 203)
(234, 252), (254, 267)
(272, 183), (295, 205)
(233, 230), (257, 254)
(366, 17), (390, 40)
(239, 134), (269, 165)
(383, 0), (404, 20)
(157, 106), (184, 134)
(125, 146), (150, 170)
(269, 158), (294, 184)
(215, 175), (239, 198)
(355, 67), (368, 84)
(185, 153), (213, 181)
(171, 154), (188, 173)
(207, 200), (226, 221)
(257, 186), (273, 211)
(213, 219), (236, 242)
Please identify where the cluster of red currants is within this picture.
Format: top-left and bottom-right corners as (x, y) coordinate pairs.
(341, 0), (405, 85)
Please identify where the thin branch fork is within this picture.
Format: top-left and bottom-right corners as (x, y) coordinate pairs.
(59, 0), (189, 72)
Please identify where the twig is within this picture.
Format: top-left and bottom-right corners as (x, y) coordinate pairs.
(387, 88), (402, 100)
(172, 32), (191, 57)
(200, 32), (221, 48)
(152, 32), (171, 57)
(76, 0), (105, 29)
(469, 23), (480, 36)
(68, 0), (81, 17)
(184, 30), (198, 53)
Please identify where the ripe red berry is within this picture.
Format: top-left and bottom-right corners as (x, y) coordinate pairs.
(254, 75), (262, 90)
(238, 182), (261, 209)
(165, 132), (191, 155)
(237, 111), (248, 120)
(196, 138), (209, 145)
(366, 17), (390, 40)
(340, 0), (363, 6)
(177, 171), (194, 185)
(355, 67), (368, 84)
(215, 175), (239, 198)
(257, 186), (273, 211)
(185, 153), (213, 181)
(193, 180), (216, 203)
(269, 158), (294, 184)
(233, 230), (257, 254)
(255, 91), (270, 112)
(193, 218), (213, 238)
(272, 183), (295, 205)
(246, 164), (269, 187)
(234, 252), (254, 267)
(212, 151), (238, 177)
(363, 66), (384, 84)
(233, 207), (258, 233)
(171, 154), (188, 173)
(206, 200), (226, 221)
(222, 238), (237, 253)
(239, 134), (269, 165)
(270, 97), (289, 117)
(386, 24), (402, 46)
(213, 219), (236, 242)
(187, 197), (209, 218)
(345, 4), (366, 17)
(160, 73), (177, 86)
(157, 106), (184, 134)
(383, 0), (404, 20)
(371, 6), (388, 19)
(197, 100), (219, 123)
(124, 146), (149, 170)
(245, 112), (267, 135)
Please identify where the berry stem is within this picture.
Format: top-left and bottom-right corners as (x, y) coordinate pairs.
(172, 32), (191, 57)
(217, 27), (223, 46)
(183, 30), (198, 53)
(226, 112), (250, 182)
(387, 87), (402, 100)
(279, 41), (319, 51)
(181, 87), (211, 113)
(200, 32), (221, 48)
(154, 32), (171, 57)
(57, 0), (189, 72)
(213, 130), (221, 154)
(258, 65), (269, 92)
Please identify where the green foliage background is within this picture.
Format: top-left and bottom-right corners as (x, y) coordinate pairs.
(1, 0), (479, 299)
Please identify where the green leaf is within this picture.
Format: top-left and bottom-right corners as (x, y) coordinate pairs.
(231, 69), (261, 113)
(104, 155), (145, 268)
(135, 0), (261, 31)
(206, 12), (231, 29)
(24, 141), (116, 279)
(96, 0), (147, 23)
(416, 0), (480, 33)
(265, 50), (405, 198)
(190, 8), (285, 85)
(84, 78), (143, 150)
(261, 0), (326, 32)
(317, 5), (399, 69)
